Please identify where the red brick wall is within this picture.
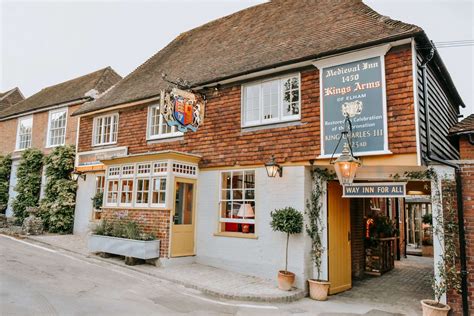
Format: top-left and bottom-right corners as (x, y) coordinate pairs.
(101, 208), (171, 258)
(77, 45), (416, 168)
(459, 137), (474, 160)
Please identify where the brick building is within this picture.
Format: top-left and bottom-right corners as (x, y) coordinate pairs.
(0, 67), (121, 217)
(70, 0), (468, 313)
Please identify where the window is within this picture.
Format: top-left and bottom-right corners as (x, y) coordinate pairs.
(120, 179), (134, 205)
(242, 74), (300, 127)
(136, 179), (150, 206)
(172, 163), (197, 176)
(16, 116), (33, 150)
(219, 170), (255, 234)
(93, 175), (106, 220)
(47, 108), (67, 147)
(147, 105), (182, 139)
(106, 180), (119, 204)
(93, 114), (118, 145)
(151, 177), (166, 207)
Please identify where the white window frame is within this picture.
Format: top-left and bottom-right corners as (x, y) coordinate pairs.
(218, 169), (256, 231)
(241, 73), (301, 128)
(92, 113), (119, 146)
(15, 115), (33, 151)
(146, 104), (183, 140)
(150, 177), (167, 208)
(46, 107), (68, 148)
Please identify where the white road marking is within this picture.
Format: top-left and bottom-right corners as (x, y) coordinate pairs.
(0, 234), (57, 253)
(181, 291), (279, 310)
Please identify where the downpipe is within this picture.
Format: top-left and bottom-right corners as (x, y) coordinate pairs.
(420, 44), (469, 316)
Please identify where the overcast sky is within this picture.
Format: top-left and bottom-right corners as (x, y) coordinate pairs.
(1, 0), (472, 117)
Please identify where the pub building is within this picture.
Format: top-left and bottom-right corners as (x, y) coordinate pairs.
(71, 0), (467, 312)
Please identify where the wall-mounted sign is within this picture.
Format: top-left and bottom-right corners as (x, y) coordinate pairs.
(314, 46), (390, 158)
(161, 88), (205, 132)
(76, 147), (128, 171)
(343, 182), (406, 198)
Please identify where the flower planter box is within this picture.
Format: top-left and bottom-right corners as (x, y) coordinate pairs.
(88, 234), (160, 259)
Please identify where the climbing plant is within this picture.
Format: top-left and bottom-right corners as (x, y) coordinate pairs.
(392, 168), (461, 303)
(305, 168), (335, 280)
(0, 154), (12, 213)
(39, 145), (77, 233)
(12, 149), (44, 224)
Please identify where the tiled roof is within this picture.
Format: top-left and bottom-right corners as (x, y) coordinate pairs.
(0, 67), (121, 119)
(0, 87), (24, 109)
(449, 114), (474, 135)
(74, 0), (423, 116)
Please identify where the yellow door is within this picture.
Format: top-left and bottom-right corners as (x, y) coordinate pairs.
(328, 181), (352, 294)
(171, 178), (196, 257)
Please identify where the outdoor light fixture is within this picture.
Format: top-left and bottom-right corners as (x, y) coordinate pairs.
(330, 108), (361, 185)
(265, 155), (283, 177)
(71, 170), (86, 181)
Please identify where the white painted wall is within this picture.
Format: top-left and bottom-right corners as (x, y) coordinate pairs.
(6, 159), (19, 217)
(73, 172), (97, 235)
(195, 166), (312, 289)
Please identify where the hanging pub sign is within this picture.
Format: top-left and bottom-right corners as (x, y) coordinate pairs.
(160, 88), (205, 132)
(343, 182), (406, 198)
(314, 46), (390, 158)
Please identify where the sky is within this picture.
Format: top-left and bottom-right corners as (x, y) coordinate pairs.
(1, 0), (473, 118)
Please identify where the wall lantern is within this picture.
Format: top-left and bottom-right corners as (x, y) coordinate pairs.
(330, 107), (361, 185)
(71, 170), (86, 181)
(265, 155), (283, 178)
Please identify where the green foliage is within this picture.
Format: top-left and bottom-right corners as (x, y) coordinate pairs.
(92, 219), (155, 241)
(0, 154), (12, 213)
(270, 206), (303, 273)
(422, 213), (433, 226)
(305, 168), (334, 280)
(12, 149), (44, 224)
(39, 145), (77, 233)
(92, 191), (103, 210)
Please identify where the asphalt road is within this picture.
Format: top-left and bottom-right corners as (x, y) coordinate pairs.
(0, 235), (285, 316)
(0, 235), (407, 316)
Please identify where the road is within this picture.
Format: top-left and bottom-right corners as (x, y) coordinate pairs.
(0, 235), (406, 316)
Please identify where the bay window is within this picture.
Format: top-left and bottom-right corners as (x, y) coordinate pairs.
(106, 180), (119, 204)
(47, 108), (67, 147)
(151, 177), (166, 206)
(219, 170), (255, 234)
(93, 113), (118, 146)
(242, 74), (300, 127)
(147, 104), (182, 139)
(16, 116), (33, 150)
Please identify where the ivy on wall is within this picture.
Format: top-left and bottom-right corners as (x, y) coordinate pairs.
(12, 149), (44, 224)
(39, 145), (77, 233)
(0, 154), (12, 213)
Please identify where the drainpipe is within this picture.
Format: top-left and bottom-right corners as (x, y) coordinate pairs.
(420, 42), (469, 316)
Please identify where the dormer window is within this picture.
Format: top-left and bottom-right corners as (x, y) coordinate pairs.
(242, 74), (301, 127)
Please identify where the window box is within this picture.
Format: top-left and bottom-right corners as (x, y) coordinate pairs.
(88, 234), (160, 259)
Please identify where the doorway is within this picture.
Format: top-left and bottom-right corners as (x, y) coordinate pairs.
(170, 178), (196, 257)
(328, 181), (352, 294)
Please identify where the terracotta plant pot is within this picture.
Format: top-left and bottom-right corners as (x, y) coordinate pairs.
(308, 279), (330, 301)
(420, 299), (450, 316)
(277, 270), (295, 291)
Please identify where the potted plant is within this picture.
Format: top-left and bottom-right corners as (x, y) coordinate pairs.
(305, 169), (332, 300)
(270, 207), (303, 291)
(420, 191), (460, 315)
(88, 217), (160, 264)
(92, 191), (103, 211)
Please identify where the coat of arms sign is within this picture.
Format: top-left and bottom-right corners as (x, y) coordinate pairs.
(160, 88), (205, 132)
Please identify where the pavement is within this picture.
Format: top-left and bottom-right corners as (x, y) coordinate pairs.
(4, 233), (434, 315)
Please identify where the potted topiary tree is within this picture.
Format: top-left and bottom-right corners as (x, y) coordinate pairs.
(270, 206), (303, 291)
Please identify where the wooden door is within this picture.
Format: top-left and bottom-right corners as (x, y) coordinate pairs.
(328, 181), (352, 294)
(170, 178), (196, 257)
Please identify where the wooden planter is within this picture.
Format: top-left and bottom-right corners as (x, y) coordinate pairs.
(88, 234), (160, 259)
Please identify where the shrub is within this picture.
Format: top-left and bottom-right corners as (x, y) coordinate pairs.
(39, 145), (77, 233)
(0, 154), (12, 213)
(92, 191), (103, 210)
(422, 213), (433, 226)
(270, 207), (303, 273)
(92, 218), (155, 241)
(12, 149), (43, 224)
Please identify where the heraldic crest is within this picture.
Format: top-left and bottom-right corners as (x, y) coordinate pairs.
(160, 88), (205, 132)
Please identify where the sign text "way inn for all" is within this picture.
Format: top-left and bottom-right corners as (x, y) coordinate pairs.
(316, 50), (390, 158)
(343, 182), (406, 198)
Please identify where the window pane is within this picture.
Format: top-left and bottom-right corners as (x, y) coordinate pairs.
(282, 77), (300, 117)
(245, 85), (260, 123)
(262, 81), (279, 120)
(120, 180), (133, 204)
